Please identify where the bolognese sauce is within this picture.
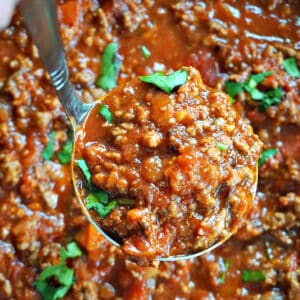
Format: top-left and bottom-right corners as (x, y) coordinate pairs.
(74, 67), (262, 258)
(0, 0), (299, 299)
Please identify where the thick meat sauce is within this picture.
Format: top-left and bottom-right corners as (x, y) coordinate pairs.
(75, 67), (262, 258)
(0, 0), (299, 299)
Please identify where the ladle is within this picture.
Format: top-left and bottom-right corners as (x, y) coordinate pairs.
(19, 0), (257, 262)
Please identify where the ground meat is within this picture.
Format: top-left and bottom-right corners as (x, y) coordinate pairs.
(75, 67), (262, 258)
(0, 0), (299, 299)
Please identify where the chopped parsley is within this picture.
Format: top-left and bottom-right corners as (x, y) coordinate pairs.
(87, 193), (117, 218)
(217, 142), (229, 151)
(99, 104), (112, 122)
(57, 139), (72, 165)
(258, 148), (278, 167)
(225, 81), (244, 97)
(242, 269), (266, 282)
(60, 241), (83, 261)
(96, 42), (121, 90)
(283, 57), (300, 77)
(225, 71), (283, 111)
(219, 258), (230, 284)
(34, 242), (82, 300)
(41, 131), (56, 160)
(76, 159), (92, 185)
(76, 158), (116, 218)
(141, 45), (151, 59)
(140, 69), (188, 94)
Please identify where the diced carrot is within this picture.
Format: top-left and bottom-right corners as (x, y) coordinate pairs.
(58, 0), (81, 27)
(75, 223), (104, 253)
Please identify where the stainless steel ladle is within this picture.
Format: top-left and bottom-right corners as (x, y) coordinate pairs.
(20, 0), (256, 262)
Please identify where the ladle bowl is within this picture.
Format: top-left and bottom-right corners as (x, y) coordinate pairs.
(20, 0), (258, 262)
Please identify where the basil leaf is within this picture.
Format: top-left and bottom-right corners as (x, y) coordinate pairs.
(217, 142), (229, 151)
(258, 148), (278, 167)
(76, 159), (91, 185)
(57, 139), (72, 165)
(140, 69), (188, 94)
(242, 269), (266, 282)
(61, 242), (83, 261)
(225, 81), (244, 97)
(42, 131), (56, 160)
(87, 194), (117, 218)
(141, 45), (151, 59)
(99, 104), (112, 122)
(96, 42), (121, 90)
(283, 57), (300, 77)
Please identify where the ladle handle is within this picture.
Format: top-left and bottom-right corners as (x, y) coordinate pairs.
(19, 0), (90, 125)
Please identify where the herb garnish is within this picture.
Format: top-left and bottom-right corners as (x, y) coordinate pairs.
(76, 158), (117, 218)
(225, 81), (244, 97)
(34, 242), (83, 300)
(76, 159), (92, 185)
(219, 258), (230, 284)
(242, 269), (266, 282)
(96, 42), (121, 91)
(258, 148), (278, 167)
(41, 131), (56, 160)
(58, 139), (72, 165)
(141, 45), (151, 59)
(99, 104), (112, 122)
(140, 69), (188, 94)
(283, 57), (300, 77)
(225, 71), (283, 111)
(217, 142), (229, 151)
(87, 194), (117, 218)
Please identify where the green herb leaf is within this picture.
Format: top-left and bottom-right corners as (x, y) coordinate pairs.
(283, 57), (300, 77)
(258, 148), (278, 167)
(225, 81), (244, 97)
(225, 72), (282, 110)
(244, 72), (273, 101)
(229, 96), (235, 104)
(76, 159), (91, 185)
(87, 194), (117, 218)
(258, 87), (283, 111)
(57, 139), (72, 165)
(35, 264), (74, 300)
(141, 45), (151, 59)
(99, 104), (112, 122)
(92, 189), (108, 205)
(219, 258), (230, 284)
(140, 69), (188, 94)
(96, 42), (121, 90)
(217, 142), (229, 151)
(247, 71), (273, 85)
(42, 131), (56, 160)
(242, 269), (266, 282)
(60, 242), (83, 262)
